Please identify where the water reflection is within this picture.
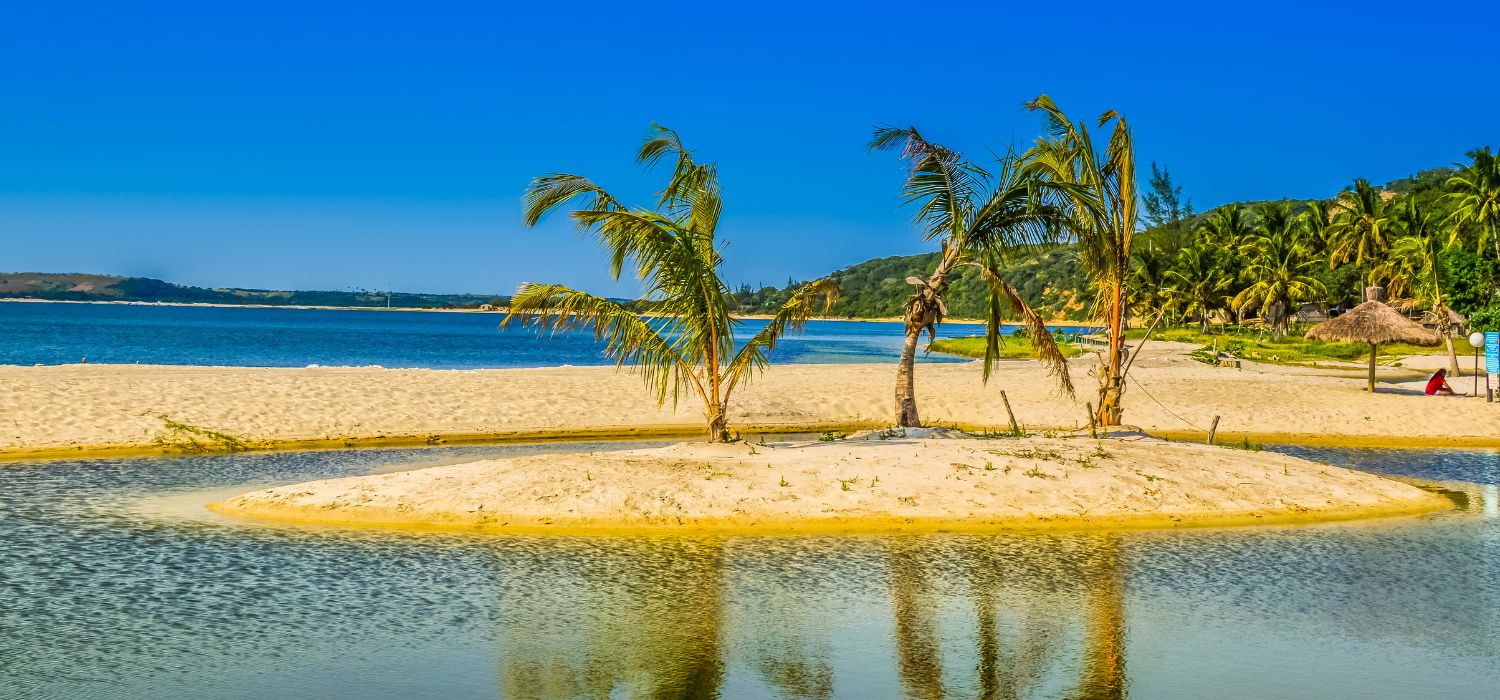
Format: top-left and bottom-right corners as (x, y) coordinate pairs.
(487, 534), (1139, 699)
(2, 443), (1498, 699)
(494, 539), (725, 698)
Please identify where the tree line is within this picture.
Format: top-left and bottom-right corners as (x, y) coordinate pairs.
(506, 107), (1499, 439)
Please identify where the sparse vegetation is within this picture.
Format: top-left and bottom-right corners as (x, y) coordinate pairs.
(150, 416), (246, 453)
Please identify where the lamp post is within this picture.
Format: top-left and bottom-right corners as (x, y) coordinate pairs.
(1470, 331), (1485, 398)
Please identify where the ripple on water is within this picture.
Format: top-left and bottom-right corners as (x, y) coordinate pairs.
(1, 442), (1497, 699)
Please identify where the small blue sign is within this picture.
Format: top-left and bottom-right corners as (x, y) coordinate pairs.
(1487, 332), (1499, 376)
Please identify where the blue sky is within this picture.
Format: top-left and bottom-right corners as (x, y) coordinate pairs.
(2, 1), (1496, 297)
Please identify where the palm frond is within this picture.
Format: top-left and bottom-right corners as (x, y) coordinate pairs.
(637, 123), (723, 237)
(868, 125), (987, 241)
(522, 174), (624, 227)
(500, 283), (705, 407)
(722, 278), (840, 400)
(969, 261), (1074, 396)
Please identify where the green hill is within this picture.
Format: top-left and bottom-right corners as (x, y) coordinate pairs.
(0, 272), (503, 309)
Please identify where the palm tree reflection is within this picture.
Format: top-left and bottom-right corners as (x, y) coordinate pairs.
(494, 538), (724, 699)
(492, 533), (1129, 699)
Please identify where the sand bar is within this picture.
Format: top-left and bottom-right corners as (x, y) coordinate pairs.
(206, 430), (1450, 535)
(2, 343), (1497, 459)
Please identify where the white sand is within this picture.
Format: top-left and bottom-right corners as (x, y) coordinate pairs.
(207, 430), (1447, 534)
(2, 344), (1496, 457)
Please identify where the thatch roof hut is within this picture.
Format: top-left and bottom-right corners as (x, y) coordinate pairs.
(1305, 287), (1440, 392)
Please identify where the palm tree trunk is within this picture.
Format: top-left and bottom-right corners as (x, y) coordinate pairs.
(894, 253), (958, 428)
(706, 407), (729, 443)
(896, 325), (922, 428)
(1097, 283), (1126, 426)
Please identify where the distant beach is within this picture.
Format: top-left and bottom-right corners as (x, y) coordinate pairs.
(2, 341), (1493, 461)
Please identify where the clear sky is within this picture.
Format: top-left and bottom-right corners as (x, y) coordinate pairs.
(2, 1), (1496, 297)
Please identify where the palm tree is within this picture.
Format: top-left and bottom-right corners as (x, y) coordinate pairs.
(1163, 242), (1230, 333)
(869, 127), (1074, 428)
(1328, 178), (1392, 291)
(505, 124), (838, 442)
(1375, 197), (1459, 374)
(1445, 146), (1500, 259)
(1020, 95), (1136, 427)
(1195, 205), (1255, 321)
(1128, 242), (1172, 321)
(1233, 219), (1326, 339)
(1302, 200), (1334, 249)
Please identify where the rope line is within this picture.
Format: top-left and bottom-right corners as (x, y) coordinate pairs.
(1126, 374), (1205, 432)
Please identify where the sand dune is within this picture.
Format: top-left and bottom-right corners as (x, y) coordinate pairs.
(1, 343), (1495, 457)
(207, 430), (1449, 534)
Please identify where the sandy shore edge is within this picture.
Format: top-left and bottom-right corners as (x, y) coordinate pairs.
(207, 432), (1451, 536)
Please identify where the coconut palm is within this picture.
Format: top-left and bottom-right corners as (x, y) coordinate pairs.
(869, 126), (1074, 427)
(1328, 178), (1392, 288)
(506, 124), (838, 442)
(1195, 205), (1255, 320)
(1164, 242), (1230, 333)
(1233, 222), (1326, 339)
(1128, 241), (1172, 321)
(1374, 198), (1459, 374)
(1302, 200), (1334, 249)
(1020, 95), (1136, 426)
(1445, 146), (1500, 259)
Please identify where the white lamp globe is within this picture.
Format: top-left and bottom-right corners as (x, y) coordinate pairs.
(1470, 332), (1485, 347)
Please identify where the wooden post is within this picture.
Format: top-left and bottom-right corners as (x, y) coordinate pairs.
(1367, 343), (1377, 393)
(1086, 402), (1098, 439)
(1000, 390), (1020, 436)
(1206, 415), (1220, 445)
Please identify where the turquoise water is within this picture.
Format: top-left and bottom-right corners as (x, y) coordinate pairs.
(0, 301), (1095, 369)
(1, 443), (1496, 699)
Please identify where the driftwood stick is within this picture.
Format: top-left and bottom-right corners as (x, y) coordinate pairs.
(1086, 402), (1098, 439)
(1206, 415), (1220, 445)
(999, 390), (1020, 436)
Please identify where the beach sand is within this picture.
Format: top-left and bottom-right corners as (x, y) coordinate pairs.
(206, 429), (1449, 535)
(2, 343), (1495, 458)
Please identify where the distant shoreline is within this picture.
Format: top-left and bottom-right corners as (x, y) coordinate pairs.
(0, 297), (1097, 326)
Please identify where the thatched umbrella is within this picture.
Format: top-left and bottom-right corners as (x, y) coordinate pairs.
(1306, 287), (1440, 392)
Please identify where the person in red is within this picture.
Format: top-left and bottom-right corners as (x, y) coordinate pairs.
(1425, 368), (1460, 396)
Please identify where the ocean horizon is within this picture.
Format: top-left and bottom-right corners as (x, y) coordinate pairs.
(0, 300), (1093, 369)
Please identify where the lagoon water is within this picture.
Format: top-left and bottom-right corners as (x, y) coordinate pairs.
(0, 301), (1093, 369)
(2, 442), (1496, 699)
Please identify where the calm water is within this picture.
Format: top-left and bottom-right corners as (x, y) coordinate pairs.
(1, 443), (1496, 699)
(0, 301), (1095, 369)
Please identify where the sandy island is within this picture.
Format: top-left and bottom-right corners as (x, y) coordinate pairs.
(3, 342), (1498, 459)
(206, 429), (1448, 534)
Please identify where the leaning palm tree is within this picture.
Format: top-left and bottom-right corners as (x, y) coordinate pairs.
(1445, 146), (1500, 259)
(1374, 197), (1459, 375)
(505, 124), (838, 442)
(1020, 95), (1136, 427)
(1233, 223), (1326, 339)
(1328, 178), (1392, 289)
(869, 126), (1074, 428)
